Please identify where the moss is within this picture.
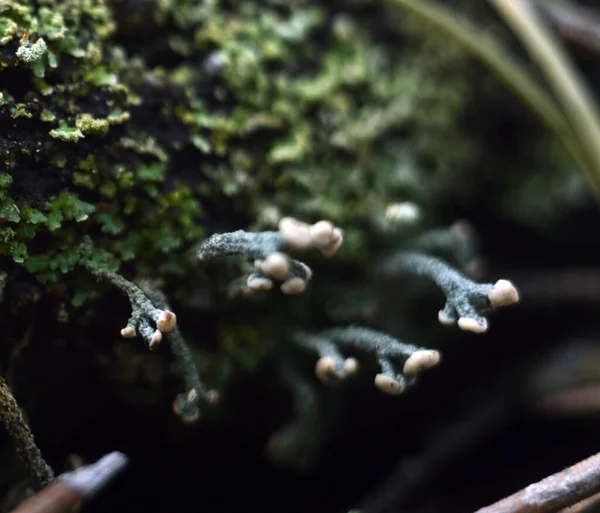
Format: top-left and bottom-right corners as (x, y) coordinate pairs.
(0, 0), (561, 356)
(49, 120), (85, 141)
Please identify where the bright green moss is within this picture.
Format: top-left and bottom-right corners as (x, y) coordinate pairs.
(49, 121), (85, 142)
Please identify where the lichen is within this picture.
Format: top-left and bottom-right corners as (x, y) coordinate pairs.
(0, 0), (554, 476)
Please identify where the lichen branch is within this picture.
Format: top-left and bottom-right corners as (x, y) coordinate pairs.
(83, 261), (216, 423)
(291, 326), (441, 395)
(147, 290), (219, 424)
(198, 217), (343, 295)
(380, 251), (519, 333)
(84, 262), (176, 350)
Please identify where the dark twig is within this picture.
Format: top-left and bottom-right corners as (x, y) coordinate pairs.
(0, 377), (54, 487)
(474, 452), (600, 513)
(10, 452), (128, 513)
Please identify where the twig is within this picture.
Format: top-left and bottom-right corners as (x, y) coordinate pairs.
(474, 452), (600, 513)
(0, 377), (54, 487)
(10, 451), (128, 513)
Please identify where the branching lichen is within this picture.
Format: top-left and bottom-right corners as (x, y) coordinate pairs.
(380, 251), (519, 333)
(198, 217), (343, 294)
(147, 290), (219, 424)
(82, 259), (217, 423)
(0, 0), (534, 492)
(84, 262), (176, 350)
(291, 326), (441, 395)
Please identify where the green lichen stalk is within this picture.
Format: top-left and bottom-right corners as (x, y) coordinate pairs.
(292, 326), (441, 395)
(147, 290), (218, 424)
(198, 217), (343, 295)
(380, 251), (519, 333)
(84, 262), (176, 350)
(289, 331), (359, 384)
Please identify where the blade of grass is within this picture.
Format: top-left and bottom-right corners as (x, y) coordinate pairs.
(488, 0), (600, 195)
(383, 0), (593, 190)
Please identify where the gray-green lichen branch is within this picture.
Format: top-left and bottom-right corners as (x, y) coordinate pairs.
(83, 262), (176, 350)
(197, 217), (343, 295)
(147, 290), (219, 424)
(291, 326), (441, 395)
(82, 262), (217, 423)
(380, 251), (519, 333)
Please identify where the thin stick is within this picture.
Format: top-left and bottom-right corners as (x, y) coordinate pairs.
(474, 452), (600, 513)
(0, 377), (54, 487)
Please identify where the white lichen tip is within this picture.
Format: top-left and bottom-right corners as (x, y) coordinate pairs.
(438, 309), (456, 326)
(374, 374), (405, 395)
(247, 275), (273, 290)
(156, 310), (177, 333)
(279, 217), (344, 256)
(403, 350), (441, 375)
(280, 277), (306, 295)
(279, 217), (312, 249)
(488, 279), (519, 308)
(344, 357), (360, 375)
(309, 220), (335, 247)
(149, 329), (163, 350)
(457, 317), (488, 334)
(315, 357), (343, 382)
(309, 221), (343, 256)
(258, 252), (290, 280)
(321, 228), (343, 257)
(315, 356), (360, 383)
(120, 326), (136, 339)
